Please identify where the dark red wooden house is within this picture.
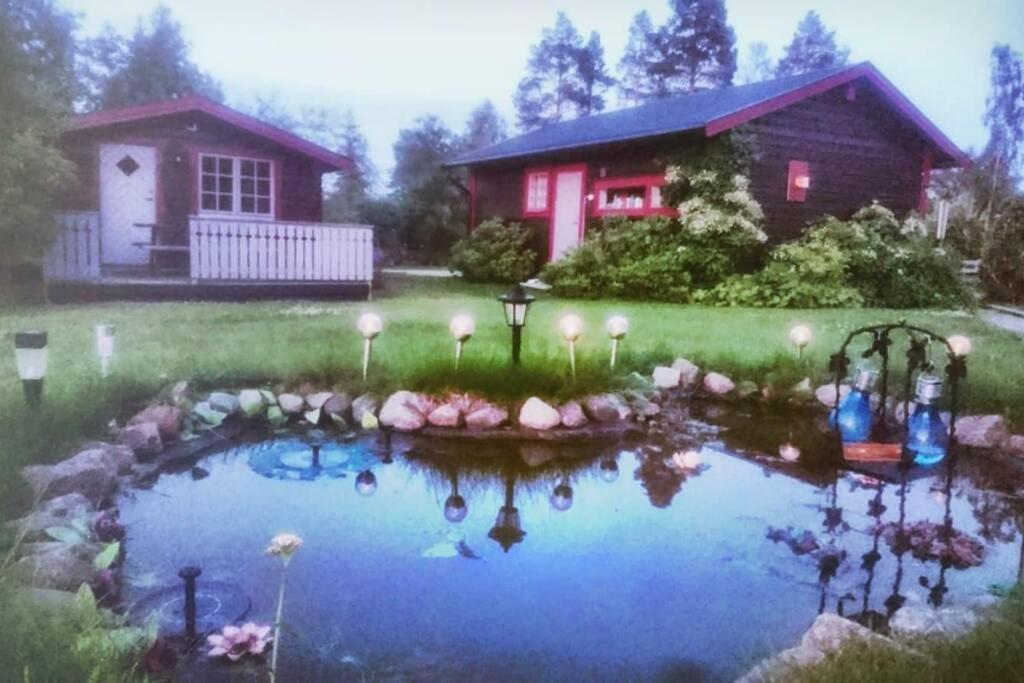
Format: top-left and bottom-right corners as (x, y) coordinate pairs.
(449, 62), (968, 261)
(46, 95), (374, 299)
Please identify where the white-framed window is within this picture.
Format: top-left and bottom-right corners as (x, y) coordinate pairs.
(524, 170), (550, 214)
(199, 154), (274, 217)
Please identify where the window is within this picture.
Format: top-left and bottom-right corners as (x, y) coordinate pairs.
(523, 170), (550, 215)
(200, 154), (273, 216)
(593, 175), (674, 217)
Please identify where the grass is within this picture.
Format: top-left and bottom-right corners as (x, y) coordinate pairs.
(1, 274), (1022, 518)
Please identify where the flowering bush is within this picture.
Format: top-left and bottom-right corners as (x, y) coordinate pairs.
(448, 218), (539, 283)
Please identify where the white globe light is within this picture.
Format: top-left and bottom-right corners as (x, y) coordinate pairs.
(558, 314), (583, 342)
(948, 334), (972, 357)
(606, 315), (629, 340)
(449, 314), (475, 342)
(357, 313), (383, 340)
(672, 449), (702, 470)
(779, 443), (801, 462)
(789, 324), (812, 349)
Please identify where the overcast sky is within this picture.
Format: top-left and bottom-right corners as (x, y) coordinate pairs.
(65, 0), (1024, 185)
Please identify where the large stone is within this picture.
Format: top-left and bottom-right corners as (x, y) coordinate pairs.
(815, 383), (850, 408)
(305, 391), (334, 410)
(427, 404), (462, 428)
(671, 358), (701, 388)
(957, 415), (1010, 449)
(702, 372), (735, 396)
(559, 401), (588, 428)
(277, 393), (304, 414)
(379, 391), (427, 432)
(652, 366), (682, 389)
(128, 404), (184, 440)
(6, 493), (94, 542)
(351, 394), (380, 422)
(207, 392), (239, 415)
(464, 403), (508, 429)
(890, 604), (982, 639)
(518, 397), (562, 430)
(237, 389), (266, 417)
(323, 393), (352, 418)
(1006, 434), (1024, 457)
(583, 394), (621, 422)
(15, 541), (103, 591)
(521, 444), (557, 467)
(22, 446), (123, 503)
(117, 422), (163, 458)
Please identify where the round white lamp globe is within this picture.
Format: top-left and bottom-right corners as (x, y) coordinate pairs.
(357, 313), (383, 340)
(449, 314), (475, 342)
(606, 315), (629, 340)
(947, 334), (972, 357)
(789, 324), (812, 350)
(558, 314), (583, 342)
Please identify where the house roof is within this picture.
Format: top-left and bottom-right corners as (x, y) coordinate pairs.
(450, 62), (968, 168)
(68, 95), (353, 172)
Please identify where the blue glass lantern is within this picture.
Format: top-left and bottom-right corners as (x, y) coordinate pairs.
(905, 375), (948, 466)
(830, 369), (877, 443)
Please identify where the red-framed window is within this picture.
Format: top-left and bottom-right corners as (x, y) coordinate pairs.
(787, 160), (810, 202)
(593, 174), (674, 217)
(523, 169), (551, 216)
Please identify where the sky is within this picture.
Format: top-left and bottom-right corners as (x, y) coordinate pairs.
(65, 0), (1024, 187)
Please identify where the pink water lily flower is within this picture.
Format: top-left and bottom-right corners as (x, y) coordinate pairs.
(207, 622), (273, 661)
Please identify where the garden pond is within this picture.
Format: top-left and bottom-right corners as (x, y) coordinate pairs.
(117, 405), (1024, 681)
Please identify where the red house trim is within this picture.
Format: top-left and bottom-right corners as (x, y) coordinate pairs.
(786, 160), (810, 202)
(592, 174), (675, 217)
(70, 95), (353, 173)
(547, 163), (588, 261)
(522, 167), (553, 217)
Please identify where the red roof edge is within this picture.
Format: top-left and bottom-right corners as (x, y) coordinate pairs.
(704, 63), (970, 168)
(69, 95), (354, 173)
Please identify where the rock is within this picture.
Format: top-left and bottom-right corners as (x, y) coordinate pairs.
(890, 604), (982, 639)
(464, 403), (508, 429)
(1006, 434), (1024, 457)
(22, 446), (124, 503)
(583, 394), (621, 422)
(15, 541), (103, 591)
(631, 396), (661, 418)
(518, 397), (562, 430)
(428, 404), (462, 428)
(128, 404), (184, 440)
(193, 401), (225, 426)
(277, 393), (304, 414)
(735, 380), (760, 399)
(651, 366), (681, 389)
(238, 389), (266, 417)
(702, 372), (735, 396)
(207, 392), (239, 415)
(815, 383), (850, 408)
(6, 493), (94, 542)
(117, 422), (163, 458)
(306, 391), (334, 410)
(957, 415), (1010, 449)
(521, 444), (557, 467)
(791, 377), (813, 399)
(559, 401), (588, 428)
(379, 391), (428, 432)
(352, 394), (380, 422)
(671, 358), (701, 388)
(323, 393), (352, 418)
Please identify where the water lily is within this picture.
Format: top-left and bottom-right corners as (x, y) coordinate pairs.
(207, 622), (273, 661)
(265, 533), (303, 564)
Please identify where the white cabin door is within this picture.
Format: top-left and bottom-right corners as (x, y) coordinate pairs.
(550, 168), (585, 260)
(99, 143), (156, 266)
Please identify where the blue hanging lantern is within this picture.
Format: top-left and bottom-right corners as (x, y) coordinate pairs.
(830, 369), (877, 443)
(905, 375), (948, 466)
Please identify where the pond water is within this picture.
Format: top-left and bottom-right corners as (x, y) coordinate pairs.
(118, 410), (1024, 682)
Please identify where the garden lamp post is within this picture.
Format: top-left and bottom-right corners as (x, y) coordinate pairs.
(357, 313), (383, 382)
(449, 314), (475, 373)
(558, 314), (583, 382)
(488, 470), (525, 553)
(95, 324), (115, 378)
(497, 285), (535, 365)
(789, 324), (812, 359)
(14, 330), (47, 407)
(606, 315), (628, 369)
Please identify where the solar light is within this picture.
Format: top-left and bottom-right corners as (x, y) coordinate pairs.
(444, 494), (468, 523)
(95, 324), (115, 377)
(449, 314), (475, 372)
(789, 324), (812, 359)
(489, 472), (525, 553)
(357, 313), (382, 382)
(558, 314), (583, 382)
(794, 174), (811, 190)
(947, 334), (972, 357)
(14, 330), (47, 407)
(599, 458), (620, 483)
(779, 443), (801, 462)
(606, 315), (628, 369)
(497, 285), (535, 365)
(550, 481), (574, 512)
(355, 469), (378, 496)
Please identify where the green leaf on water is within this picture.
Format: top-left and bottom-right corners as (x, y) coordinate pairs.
(93, 541), (120, 570)
(45, 526), (85, 544)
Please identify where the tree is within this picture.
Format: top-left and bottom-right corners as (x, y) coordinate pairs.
(774, 11), (849, 77)
(323, 111), (377, 223)
(573, 31), (614, 116)
(0, 0), (77, 271)
(460, 100), (507, 152)
(617, 11), (669, 104)
(513, 12), (585, 129)
(980, 44), (1024, 235)
(83, 5), (222, 110)
(738, 41), (774, 84)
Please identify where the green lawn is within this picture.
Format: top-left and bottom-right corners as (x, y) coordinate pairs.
(1, 274), (1021, 516)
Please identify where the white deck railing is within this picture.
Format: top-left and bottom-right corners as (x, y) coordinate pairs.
(43, 212), (102, 282)
(188, 218), (374, 283)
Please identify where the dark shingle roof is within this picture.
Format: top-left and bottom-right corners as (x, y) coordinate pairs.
(449, 62), (966, 168)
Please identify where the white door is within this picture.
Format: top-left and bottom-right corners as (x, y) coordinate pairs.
(100, 143), (156, 266)
(550, 169), (585, 260)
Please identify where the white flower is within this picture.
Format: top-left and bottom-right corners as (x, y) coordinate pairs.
(266, 533), (304, 563)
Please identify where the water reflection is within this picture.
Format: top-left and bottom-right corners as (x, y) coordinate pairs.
(488, 470), (525, 553)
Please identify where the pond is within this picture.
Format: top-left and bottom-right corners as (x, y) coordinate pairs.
(118, 408), (1024, 682)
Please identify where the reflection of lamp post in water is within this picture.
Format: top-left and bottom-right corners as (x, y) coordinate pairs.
(444, 471), (468, 523)
(488, 470), (525, 552)
(355, 470), (377, 496)
(817, 477), (847, 615)
(884, 467), (910, 618)
(840, 480), (887, 632)
(599, 457), (619, 482)
(550, 478), (574, 512)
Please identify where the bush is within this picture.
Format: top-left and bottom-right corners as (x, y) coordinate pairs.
(448, 218), (538, 283)
(981, 197), (1024, 303)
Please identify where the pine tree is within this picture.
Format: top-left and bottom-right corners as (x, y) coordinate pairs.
(461, 100), (508, 152)
(774, 11), (849, 77)
(513, 12), (585, 130)
(574, 31), (614, 116)
(324, 111), (377, 223)
(980, 44), (1024, 232)
(738, 41), (774, 84)
(617, 10), (671, 104)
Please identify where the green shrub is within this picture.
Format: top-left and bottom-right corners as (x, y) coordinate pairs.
(448, 218), (538, 283)
(981, 197), (1024, 303)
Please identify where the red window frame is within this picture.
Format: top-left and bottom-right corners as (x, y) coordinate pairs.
(787, 160), (810, 202)
(592, 174), (675, 217)
(522, 168), (552, 217)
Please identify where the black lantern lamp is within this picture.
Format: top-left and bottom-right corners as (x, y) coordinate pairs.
(488, 471), (525, 552)
(14, 330), (47, 407)
(497, 285), (535, 364)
